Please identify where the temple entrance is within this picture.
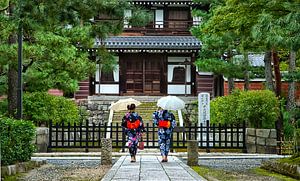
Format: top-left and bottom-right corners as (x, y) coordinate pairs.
(121, 54), (166, 95)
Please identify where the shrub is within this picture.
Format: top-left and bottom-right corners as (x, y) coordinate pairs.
(210, 91), (240, 125)
(23, 92), (79, 125)
(0, 98), (8, 115)
(210, 90), (279, 128)
(236, 90), (279, 128)
(0, 117), (36, 166)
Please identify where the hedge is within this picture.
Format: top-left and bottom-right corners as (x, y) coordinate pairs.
(0, 117), (36, 166)
(210, 90), (279, 128)
(23, 92), (79, 125)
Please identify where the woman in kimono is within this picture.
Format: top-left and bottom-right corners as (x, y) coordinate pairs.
(122, 104), (145, 162)
(153, 108), (176, 162)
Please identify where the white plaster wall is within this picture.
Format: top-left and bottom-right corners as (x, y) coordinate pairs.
(168, 85), (191, 94)
(96, 84), (119, 94)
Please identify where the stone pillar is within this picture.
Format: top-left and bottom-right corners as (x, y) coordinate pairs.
(35, 127), (49, 152)
(101, 138), (112, 165)
(187, 140), (198, 166)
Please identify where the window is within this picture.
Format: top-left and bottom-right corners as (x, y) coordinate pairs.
(155, 9), (164, 28)
(101, 71), (114, 83)
(124, 10), (132, 28)
(168, 9), (189, 29)
(172, 67), (186, 83)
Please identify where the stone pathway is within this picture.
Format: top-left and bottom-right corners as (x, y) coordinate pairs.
(101, 155), (206, 181)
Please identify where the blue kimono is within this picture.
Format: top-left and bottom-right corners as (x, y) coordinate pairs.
(122, 112), (145, 157)
(153, 110), (176, 156)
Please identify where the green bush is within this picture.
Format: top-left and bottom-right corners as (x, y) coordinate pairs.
(236, 90), (279, 128)
(210, 91), (240, 125)
(23, 92), (79, 125)
(0, 98), (8, 115)
(0, 117), (36, 166)
(210, 90), (279, 128)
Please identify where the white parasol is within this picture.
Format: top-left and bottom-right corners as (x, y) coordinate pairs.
(109, 98), (141, 111)
(157, 95), (185, 110)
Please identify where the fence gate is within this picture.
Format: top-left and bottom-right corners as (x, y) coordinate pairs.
(48, 120), (246, 152)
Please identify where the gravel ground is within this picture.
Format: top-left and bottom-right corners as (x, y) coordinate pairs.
(198, 158), (271, 172)
(18, 158), (283, 181)
(18, 160), (112, 181)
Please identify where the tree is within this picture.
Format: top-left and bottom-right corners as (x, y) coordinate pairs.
(0, 0), (151, 117)
(192, 0), (266, 94)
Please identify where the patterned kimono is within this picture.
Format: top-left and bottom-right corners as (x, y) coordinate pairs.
(153, 110), (176, 156)
(122, 112), (145, 157)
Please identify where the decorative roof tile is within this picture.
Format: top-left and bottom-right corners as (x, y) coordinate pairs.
(95, 36), (201, 50)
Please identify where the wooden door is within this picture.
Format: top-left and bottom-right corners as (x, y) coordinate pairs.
(125, 55), (143, 94)
(144, 55), (162, 94)
(124, 54), (165, 95)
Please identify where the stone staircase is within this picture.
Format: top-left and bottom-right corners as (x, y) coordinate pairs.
(111, 102), (179, 124)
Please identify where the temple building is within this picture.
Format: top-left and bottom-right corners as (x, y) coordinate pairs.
(74, 0), (219, 99)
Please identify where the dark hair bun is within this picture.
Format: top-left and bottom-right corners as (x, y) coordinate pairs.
(127, 103), (136, 110)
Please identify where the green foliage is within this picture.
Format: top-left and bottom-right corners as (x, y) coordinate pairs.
(23, 92), (79, 125)
(0, 117), (36, 166)
(0, 98), (7, 115)
(0, 0), (9, 11)
(236, 90), (279, 128)
(210, 90), (279, 128)
(129, 8), (153, 27)
(0, 0), (150, 116)
(195, 58), (244, 78)
(282, 102), (300, 139)
(97, 47), (117, 73)
(210, 90), (240, 125)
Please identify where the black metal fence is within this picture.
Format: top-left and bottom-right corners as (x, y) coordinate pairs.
(48, 120), (246, 152)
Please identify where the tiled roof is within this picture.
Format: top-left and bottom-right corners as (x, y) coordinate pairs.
(95, 36), (201, 50)
(234, 54), (265, 67)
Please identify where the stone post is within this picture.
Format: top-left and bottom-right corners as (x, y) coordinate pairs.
(187, 140), (198, 166)
(101, 138), (112, 165)
(35, 127), (49, 152)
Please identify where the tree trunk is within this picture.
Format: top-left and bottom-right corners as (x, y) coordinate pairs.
(287, 50), (296, 112)
(272, 49), (283, 142)
(272, 49), (281, 97)
(243, 53), (249, 91)
(8, 64), (18, 117)
(227, 53), (234, 94)
(228, 77), (234, 94)
(264, 51), (274, 92)
(7, 3), (18, 118)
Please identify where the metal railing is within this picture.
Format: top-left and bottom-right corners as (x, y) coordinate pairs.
(123, 20), (201, 32)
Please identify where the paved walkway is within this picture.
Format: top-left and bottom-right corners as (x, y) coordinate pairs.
(101, 155), (206, 181)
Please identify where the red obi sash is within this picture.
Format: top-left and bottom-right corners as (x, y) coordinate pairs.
(127, 120), (140, 130)
(158, 120), (170, 128)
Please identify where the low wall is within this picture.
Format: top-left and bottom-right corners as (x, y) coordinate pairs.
(246, 128), (277, 154)
(1, 160), (46, 178)
(77, 100), (110, 125)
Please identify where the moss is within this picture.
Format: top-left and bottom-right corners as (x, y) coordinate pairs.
(278, 153), (300, 166)
(253, 168), (298, 181)
(192, 166), (238, 181)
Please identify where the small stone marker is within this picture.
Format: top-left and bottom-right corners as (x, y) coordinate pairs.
(198, 93), (210, 146)
(198, 92), (210, 126)
(187, 140), (199, 166)
(101, 138), (112, 165)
